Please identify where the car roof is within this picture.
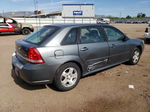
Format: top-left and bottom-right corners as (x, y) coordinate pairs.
(44, 24), (110, 28)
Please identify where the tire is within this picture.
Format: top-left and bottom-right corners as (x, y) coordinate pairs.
(145, 38), (150, 44)
(53, 63), (81, 91)
(22, 28), (31, 35)
(128, 48), (141, 65)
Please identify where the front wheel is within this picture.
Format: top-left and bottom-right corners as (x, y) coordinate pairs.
(22, 28), (31, 35)
(53, 63), (81, 91)
(128, 48), (141, 65)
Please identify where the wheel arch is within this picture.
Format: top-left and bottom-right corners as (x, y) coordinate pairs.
(61, 61), (83, 76)
(22, 27), (32, 31)
(53, 60), (83, 91)
(136, 45), (143, 54)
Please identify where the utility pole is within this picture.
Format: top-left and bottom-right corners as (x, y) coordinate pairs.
(120, 12), (122, 18)
(3, 10), (4, 17)
(33, 0), (39, 28)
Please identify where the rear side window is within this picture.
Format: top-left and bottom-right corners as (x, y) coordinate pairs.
(103, 27), (124, 41)
(24, 26), (59, 44)
(80, 27), (105, 44)
(62, 28), (77, 45)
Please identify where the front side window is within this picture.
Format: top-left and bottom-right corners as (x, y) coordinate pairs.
(80, 27), (105, 44)
(104, 27), (124, 41)
(24, 26), (59, 44)
(62, 28), (77, 45)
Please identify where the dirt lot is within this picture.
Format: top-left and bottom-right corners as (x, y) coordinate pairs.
(0, 24), (149, 112)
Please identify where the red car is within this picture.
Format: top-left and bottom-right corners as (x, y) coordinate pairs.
(0, 17), (34, 35)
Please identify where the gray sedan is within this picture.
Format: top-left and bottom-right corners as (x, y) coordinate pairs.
(12, 24), (144, 91)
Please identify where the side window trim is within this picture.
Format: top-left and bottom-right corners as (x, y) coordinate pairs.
(98, 26), (107, 42)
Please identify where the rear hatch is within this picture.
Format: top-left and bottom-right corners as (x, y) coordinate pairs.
(15, 39), (37, 63)
(15, 25), (60, 64)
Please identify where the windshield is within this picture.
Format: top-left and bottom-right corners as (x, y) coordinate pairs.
(24, 26), (59, 44)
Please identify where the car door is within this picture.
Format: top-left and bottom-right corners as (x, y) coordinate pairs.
(103, 26), (130, 65)
(78, 26), (109, 72)
(6, 19), (15, 32)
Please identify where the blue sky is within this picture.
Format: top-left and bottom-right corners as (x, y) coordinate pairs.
(0, 0), (150, 17)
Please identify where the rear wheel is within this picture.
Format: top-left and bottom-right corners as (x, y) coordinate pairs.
(22, 28), (31, 35)
(53, 63), (81, 91)
(128, 48), (141, 65)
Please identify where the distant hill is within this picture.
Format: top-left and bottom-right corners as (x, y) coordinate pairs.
(0, 11), (34, 17)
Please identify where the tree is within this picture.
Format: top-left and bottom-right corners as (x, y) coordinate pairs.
(126, 15), (132, 19)
(137, 13), (146, 18)
(142, 13), (146, 17)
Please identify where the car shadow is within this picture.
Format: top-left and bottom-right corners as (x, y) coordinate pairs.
(0, 33), (21, 36)
(11, 69), (66, 92)
(145, 40), (150, 44)
(11, 69), (47, 90)
(46, 84), (61, 92)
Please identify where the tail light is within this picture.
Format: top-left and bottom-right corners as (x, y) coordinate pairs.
(145, 28), (148, 33)
(27, 48), (44, 64)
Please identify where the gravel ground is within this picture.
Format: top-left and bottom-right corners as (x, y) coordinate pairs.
(0, 24), (149, 112)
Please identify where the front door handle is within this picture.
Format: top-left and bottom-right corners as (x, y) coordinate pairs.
(80, 47), (88, 51)
(110, 44), (117, 48)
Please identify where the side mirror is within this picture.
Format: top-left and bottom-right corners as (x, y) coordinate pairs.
(122, 36), (128, 41)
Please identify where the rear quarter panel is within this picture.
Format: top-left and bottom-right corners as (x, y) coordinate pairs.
(37, 45), (85, 75)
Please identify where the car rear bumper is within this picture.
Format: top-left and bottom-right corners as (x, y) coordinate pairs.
(12, 53), (55, 85)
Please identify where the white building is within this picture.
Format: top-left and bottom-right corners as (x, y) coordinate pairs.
(62, 4), (95, 18)
(13, 4), (97, 26)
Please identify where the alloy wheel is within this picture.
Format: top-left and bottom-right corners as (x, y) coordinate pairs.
(60, 67), (78, 88)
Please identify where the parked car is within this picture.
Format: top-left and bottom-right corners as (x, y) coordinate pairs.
(144, 24), (150, 42)
(12, 24), (144, 91)
(97, 18), (110, 24)
(0, 17), (34, 35)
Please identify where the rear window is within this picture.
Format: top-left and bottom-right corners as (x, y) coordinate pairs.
(24, 26), (59, 44)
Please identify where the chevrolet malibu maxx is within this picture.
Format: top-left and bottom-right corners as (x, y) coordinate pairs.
(12, 24), (144, 91)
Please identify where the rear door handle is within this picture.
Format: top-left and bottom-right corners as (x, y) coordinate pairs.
(80, 47), (88, 51)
